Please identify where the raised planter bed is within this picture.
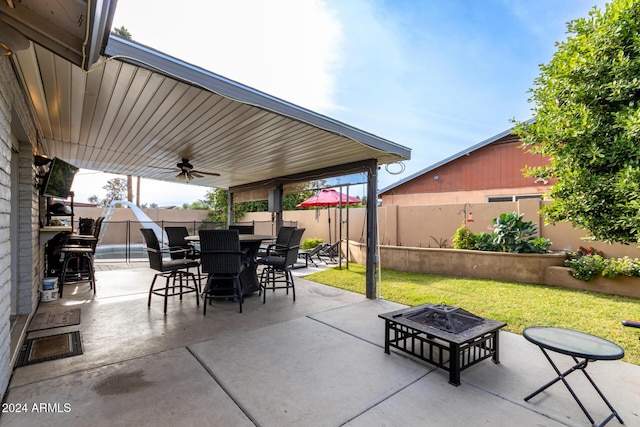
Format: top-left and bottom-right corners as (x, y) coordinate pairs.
(544, 266), (640, 298)
(345, 241), (565, 285)
(344, 241), (639, 297)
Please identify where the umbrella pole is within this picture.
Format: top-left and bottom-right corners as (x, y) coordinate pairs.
(327, 205), (331, 245)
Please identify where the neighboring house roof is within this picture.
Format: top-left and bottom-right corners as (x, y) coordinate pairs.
(379, 120), (533, 195)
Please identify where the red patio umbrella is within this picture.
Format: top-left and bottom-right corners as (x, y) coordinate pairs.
(297, 189), (361, 244)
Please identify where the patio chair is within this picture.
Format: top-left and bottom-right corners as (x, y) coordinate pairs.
(198, 229), (246, 314)
(140, 228), (200, 314)
(165, 226), (198, 259)
(623, 320), (640, 340)
(297, 243), (326, 268)
(257, 226), (295, 257)
(54, 217), (105, 297)
(78, 217), (94, 235)
(257, 228), (305, 303)
(229, 223), (255, 234)
(66, 216), (104, 251)
(317, 240), (341, 264)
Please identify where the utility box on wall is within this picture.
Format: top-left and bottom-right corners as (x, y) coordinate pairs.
(268, 189), (282, 212)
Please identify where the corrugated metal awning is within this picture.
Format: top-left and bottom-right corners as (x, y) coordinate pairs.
(11, 35), (409, 193)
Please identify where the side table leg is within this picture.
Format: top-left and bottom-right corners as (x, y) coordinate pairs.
(525, 348), (596, 426)
(577, 360), (624, 425)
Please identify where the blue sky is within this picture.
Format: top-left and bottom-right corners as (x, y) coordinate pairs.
(72, 0), (607, 205)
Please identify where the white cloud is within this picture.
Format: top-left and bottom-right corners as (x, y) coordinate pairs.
(72, 170), (209, 206)
(112, 0), (344, 112)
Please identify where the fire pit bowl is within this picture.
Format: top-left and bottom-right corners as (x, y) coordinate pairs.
(379, 303), (506, 385)
(405, 303), (483, 334)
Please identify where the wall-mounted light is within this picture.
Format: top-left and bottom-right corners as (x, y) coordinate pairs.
(434, 175), (439, 180)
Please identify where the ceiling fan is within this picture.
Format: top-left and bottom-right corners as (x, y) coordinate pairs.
(175, 159), (220, 182)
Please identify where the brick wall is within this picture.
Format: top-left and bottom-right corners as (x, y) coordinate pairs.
(0, 54), (40, 400)
(0, 54), (13, 403)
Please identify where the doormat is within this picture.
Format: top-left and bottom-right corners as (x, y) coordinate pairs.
(27, 309), (81, 332)
(16, 331), (83, 367)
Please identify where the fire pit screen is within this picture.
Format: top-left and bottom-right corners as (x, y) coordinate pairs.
(405, 303), (483, 334)
(379, 303), (506, 386)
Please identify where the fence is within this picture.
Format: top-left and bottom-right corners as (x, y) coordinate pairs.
(94, 220), (297, 262)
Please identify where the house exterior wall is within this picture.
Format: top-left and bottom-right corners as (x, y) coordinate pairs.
(380, 135), (553, 206)
(1, 55), (40, 400)
(0, 56), (11, 402)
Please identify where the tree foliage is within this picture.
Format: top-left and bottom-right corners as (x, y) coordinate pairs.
(101, 178), (128, 206)
(516, 0), (640, 244)
(111, 26), (133, 40)
(202, 183), (324, 223)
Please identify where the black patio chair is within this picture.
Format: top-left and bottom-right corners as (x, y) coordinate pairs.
(229, 223), (255, 234)
(140, 228), (200, 314)
(257, 228), (305, 303)
(165, 226), (198, 258)
(198, 229), (246, 314)
(166, 226), (202, 281)
(54, 217), (105, 297)
(623, 320), (640, 340)
(258, 226), (295, 257)
(317, 240), (341, 264)
(297, 243), (326, 268)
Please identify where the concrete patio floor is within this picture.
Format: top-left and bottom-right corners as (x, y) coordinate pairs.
(2, 261), (639, 427)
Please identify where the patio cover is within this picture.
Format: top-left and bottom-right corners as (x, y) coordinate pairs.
(10, 35), (410, 194)
(2, 1), (410, 298)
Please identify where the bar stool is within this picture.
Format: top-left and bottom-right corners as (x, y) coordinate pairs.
(58, 245), (96, 297)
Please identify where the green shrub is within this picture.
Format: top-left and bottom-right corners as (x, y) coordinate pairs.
(473, 233), (499, 251)
(564, 246), (640, 281)
(565, 253), (608, 281)
(452, 225), (475, 249)
(491, 212), (543, 253)
(302, 238), (323, 249)
(452, 211), (552, 254)
(531, 237), (552, 254)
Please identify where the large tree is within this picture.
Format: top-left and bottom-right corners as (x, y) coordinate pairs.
(102, 177), (128, 206)
(516, 0), (640, 244)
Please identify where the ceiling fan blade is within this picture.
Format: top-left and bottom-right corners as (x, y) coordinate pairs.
(190, 171), (204, 178)
(193, 170), (220, 177)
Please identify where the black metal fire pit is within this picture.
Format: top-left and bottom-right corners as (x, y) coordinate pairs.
(379, 303), (506, 386)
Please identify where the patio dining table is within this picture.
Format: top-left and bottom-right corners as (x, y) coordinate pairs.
(185, 234), (275, 295)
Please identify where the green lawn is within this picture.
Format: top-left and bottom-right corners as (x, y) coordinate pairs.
(305, 263), (640, 366)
